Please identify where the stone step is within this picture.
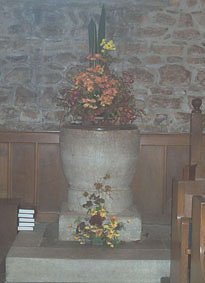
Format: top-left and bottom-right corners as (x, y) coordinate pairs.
(5, 224), (170, 283)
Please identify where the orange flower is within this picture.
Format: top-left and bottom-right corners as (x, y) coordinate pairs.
(81, 98), (97, 109)
(95, 75), (107, 85)
(100, 95), (114, 106)
(102, 87), (118, 97)
(86, 54), (105, 62)
(60, 47), (138, 125)
(90, 64), (104, 74)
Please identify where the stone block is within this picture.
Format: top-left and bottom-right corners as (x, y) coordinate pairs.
(6, 256), (170, 283)
(5, 223), (170, 283)
(159, 64), (191, 86)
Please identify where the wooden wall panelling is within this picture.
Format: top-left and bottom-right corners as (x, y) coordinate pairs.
(0, 131), (67, 222)
(37, 143), (67, 222)
(0, 131), (199, 224)
(134, 145), (165, 223)
(136, 134), (191, 224)
(11, 143), (35, 205)
(0, 131), (59, 143)
(166, 145), (189, 219)
(0, 143), (9, 198)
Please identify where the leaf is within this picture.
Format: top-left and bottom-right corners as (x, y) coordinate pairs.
(83, 200), (93, 208)
(74, 216), (82, 224)
(86, 200), (93, 207)
(98, 4), (106, 53)
(103, 173), (111, 180)
(83, 191), (89, 197)
(104, 185), (112, 192)
(94, 182), (103, 190)
(90, 193), (97, 200)
(88, 19), (97, 55)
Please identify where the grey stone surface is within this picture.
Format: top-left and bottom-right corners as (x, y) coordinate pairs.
(5, 223), (170, 283)
(161, 277), (170, 283)
(0, 0), (204, 132)
(6, 257), (169, 283)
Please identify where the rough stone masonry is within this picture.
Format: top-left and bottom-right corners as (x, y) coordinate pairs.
(0, 0), (205, 132)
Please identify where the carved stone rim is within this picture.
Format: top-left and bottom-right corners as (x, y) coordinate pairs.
(62, 124), (139, 131)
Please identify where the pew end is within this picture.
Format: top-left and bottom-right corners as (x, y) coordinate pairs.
(190, 196), (205, 283)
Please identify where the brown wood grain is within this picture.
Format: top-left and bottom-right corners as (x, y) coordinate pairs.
(0, 199), (19, 245)
(0, 131), (204, 223)
(0, 143), (8, 198)
(134, 145), (165, 222)
(37, 143), (67, 213)
(170, 179), (205, 283)
(190, 196), (205, 283)
(166, 145), (189, 217)
(11, 143), (35, 205)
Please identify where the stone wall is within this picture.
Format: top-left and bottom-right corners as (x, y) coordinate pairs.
(0, 0), (205, 132)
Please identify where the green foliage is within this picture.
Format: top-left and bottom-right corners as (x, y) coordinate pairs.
(88, 5), (106, 55)
(98, 5), (106, 53)
(58, 5), (144, 126)
(73, 176), (124, 248)
(88, 19), (97, 55)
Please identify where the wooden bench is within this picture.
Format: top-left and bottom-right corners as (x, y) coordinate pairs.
(190, 195), (205, 283)
(171, 179), (205, 283)
(170, 98), (205, 283)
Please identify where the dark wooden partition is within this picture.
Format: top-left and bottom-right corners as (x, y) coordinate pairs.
(0, 131), (204, 224)
(135, 133), (191, 223)
(0, 131), (67, 222)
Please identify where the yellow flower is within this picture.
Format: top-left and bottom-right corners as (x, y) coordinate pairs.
(107, 230), (115, 239)
(100, 38), (106, 46)
(100, 39), (116, 52)
(110, 216), (118, 228)
(90, 208), (98, 216)
(103, 224), (109, 229)
(99, 208), (107, 218)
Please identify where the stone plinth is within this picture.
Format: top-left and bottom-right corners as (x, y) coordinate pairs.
(6, 223), (170, 283)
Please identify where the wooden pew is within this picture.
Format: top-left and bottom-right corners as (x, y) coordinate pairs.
(183, 97), (204, 180)
(171, 179), (205, 283)
(170, 98), (205, 283)
(190, 196), (205, 283)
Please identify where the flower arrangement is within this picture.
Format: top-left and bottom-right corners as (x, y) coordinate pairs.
(74, 176), (124, 248)
(59, 6), (142, 126)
